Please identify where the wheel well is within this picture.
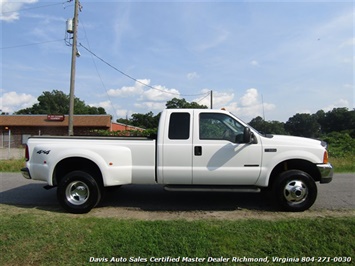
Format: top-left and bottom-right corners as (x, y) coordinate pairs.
(269, 159), (321, 187)
(53, 157), (103, 187)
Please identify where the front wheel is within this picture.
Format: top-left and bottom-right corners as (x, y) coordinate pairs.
(57, 171), (101, 214)
(273, 170), (317, 212)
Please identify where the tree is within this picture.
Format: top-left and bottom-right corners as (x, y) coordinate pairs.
(131, 112), (160, 129)
(316, 107), (355, 134)
(249, 116), (287, 135)
(285, 113), (320, 138)
(15, 90), (106, 115)
(166, 98), (207, 109)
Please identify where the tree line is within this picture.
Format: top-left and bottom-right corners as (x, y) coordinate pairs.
(9, 90), (355, 157)
(10, 90), (354, 138)
(118, 98), (354, 139)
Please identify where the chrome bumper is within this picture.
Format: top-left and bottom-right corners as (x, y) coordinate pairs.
(21, 167), (32, 179)
(317, 163), (333, 184)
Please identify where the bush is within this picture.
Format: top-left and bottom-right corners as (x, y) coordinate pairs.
(323, 132), (355, 158)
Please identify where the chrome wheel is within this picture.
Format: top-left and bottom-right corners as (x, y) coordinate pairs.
(58, 171), (101, 214)
(274, 170), (317, 212)
(65, 181), (90, 205)
(283, 180), (308, 204)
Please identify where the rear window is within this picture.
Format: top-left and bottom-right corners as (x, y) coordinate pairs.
(168, 113), (190, 140)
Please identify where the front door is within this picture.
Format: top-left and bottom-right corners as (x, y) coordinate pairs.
(192, 112), (262, 185)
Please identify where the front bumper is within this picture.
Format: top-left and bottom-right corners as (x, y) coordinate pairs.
(317, 163), (333, 183)
(21, 167), (32, 180)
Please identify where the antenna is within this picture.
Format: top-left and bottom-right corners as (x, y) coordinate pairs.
(210, 90), (213, 109)
(261, 94), (266, 120)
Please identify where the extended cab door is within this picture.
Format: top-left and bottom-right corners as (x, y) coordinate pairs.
(192, 111), (262, 185)
(158, 111), (193, 184)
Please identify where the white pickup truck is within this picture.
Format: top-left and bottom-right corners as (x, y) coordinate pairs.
(22, 109), (333, 214)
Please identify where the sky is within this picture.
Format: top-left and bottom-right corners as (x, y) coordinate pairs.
(1, 0), (354, 122)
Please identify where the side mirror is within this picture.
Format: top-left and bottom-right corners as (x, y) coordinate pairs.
(243, 127), (253, 144)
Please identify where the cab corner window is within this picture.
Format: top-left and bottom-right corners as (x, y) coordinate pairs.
(168, 113), (190, 140)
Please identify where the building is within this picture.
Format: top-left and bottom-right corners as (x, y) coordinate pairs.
(0, 114), (144, 148)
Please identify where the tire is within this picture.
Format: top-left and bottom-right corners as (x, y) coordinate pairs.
(57, 171), (101, 214)
(273, 170), (317, 212)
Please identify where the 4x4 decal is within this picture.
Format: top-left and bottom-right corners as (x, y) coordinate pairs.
(37, 150), (50, 155)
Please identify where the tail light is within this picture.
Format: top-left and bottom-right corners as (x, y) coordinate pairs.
(323, 150), (329, 164)
(25, 144), (29, 161)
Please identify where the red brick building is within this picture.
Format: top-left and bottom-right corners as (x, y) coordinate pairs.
(0, 115), (144, 148)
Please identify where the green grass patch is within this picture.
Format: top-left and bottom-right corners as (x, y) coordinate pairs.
(0, 208), (354, 266)
(0, 158), (25, 172)
(329, 155), (355, 173)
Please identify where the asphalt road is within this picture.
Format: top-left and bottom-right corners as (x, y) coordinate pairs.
(0, 172), (353, 212)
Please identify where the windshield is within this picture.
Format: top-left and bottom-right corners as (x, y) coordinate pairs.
(229, 112), (261, 136)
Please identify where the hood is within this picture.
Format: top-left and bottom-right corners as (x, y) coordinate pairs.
(262, 134), (324, 148)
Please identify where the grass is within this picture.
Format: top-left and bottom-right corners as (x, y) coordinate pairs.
(0, 155), (353, 173)
(0, 158), (25, 172)
(0, 206), (354, 266)
(329, 155), (355, 173)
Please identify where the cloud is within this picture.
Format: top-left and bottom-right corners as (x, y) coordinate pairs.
(0, 91), (37, 113)
(198, 88), (275, 121)
(106, 79), (180, 115)
(134, 101), (166, 111)
(250, 60), (260, 67)
(194, 89), (234, 108)
(0, 0), (38, 22)
(194, 27), (230, 52)
(240, 88), (259, 107)
(139, 86), (180, 102)
(89, 100), (113, 110)
(323, 99), (350, 112)
(107, 79), (147, 97)
(187, 72), (200, 80)
(339, 37), (355, 49)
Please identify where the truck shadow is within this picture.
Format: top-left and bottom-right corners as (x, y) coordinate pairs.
(99, 184), (277, 212)
(0, 184), (277, 213)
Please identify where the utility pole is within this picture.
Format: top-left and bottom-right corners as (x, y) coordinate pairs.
(68, 0), (80, 136)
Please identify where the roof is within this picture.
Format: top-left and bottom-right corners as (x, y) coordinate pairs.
(111, 122), (145, 131)
(0, 115), (112, 128)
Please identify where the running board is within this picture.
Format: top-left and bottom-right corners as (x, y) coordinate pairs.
(164, 185), (261, 193)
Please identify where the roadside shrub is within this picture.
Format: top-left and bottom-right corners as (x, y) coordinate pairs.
(323, 132), (355, 158)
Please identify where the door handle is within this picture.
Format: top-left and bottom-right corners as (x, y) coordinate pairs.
(194, 146), (202, 156)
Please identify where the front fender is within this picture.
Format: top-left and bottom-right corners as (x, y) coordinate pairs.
(256, 149), (322, 187)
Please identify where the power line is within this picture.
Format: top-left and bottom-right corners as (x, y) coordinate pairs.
(79, 42), (209, 98)
(195, 91), (212, 105)
(1, 2), (66, 14)
(0, 39), (64, 50)
(79, 18), (117, 119)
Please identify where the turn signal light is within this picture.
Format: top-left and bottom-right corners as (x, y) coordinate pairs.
(323, 151), (329, 164)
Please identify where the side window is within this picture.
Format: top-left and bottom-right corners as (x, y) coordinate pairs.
(199, 113), (245, 142)
(168, 113), (190, 140)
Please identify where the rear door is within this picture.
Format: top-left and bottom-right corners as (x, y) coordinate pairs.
(159, 111), (193, 184)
